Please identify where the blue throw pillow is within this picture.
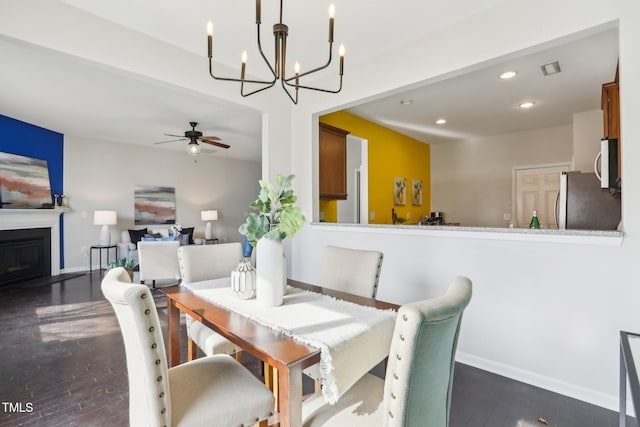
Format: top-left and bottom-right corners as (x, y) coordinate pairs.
(141, 235), (177, 242)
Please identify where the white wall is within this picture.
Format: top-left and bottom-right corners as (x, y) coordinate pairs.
(430, 124), (572, 228)
(63, 136), (260, 271)
(573, 109), (604, 172)
(289, 0), (640, 412)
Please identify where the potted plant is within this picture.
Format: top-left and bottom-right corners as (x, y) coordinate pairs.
(106, 258), (139, 282)
(239, 174), (305, 306)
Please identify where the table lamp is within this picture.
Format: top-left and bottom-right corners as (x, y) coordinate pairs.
(94, 210), (117, 246)
(201, 210), (218, 240)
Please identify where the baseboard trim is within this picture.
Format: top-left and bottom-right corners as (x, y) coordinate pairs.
(456, 351), (619, 413)
(61, 267), (88, 273)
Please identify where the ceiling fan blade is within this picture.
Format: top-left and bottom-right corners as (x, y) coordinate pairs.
(201, 135), (221, 141)
(202, 139), (231, 149)
(154, 138), (186, 145)
(163, 133), (185, 138)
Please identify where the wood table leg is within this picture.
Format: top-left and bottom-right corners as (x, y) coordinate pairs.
(278, 363), (302, 427)
(264, 364), (279, 412)
(167, 298), (181, 367)
(187, 337), (197, 361)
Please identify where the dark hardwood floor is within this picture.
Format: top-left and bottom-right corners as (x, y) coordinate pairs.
(0, 272), (631, 426)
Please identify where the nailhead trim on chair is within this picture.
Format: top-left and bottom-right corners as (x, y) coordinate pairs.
(139, 289), (171, 426)
(388, 311), (409, 420)
(372, 252), (383, 298)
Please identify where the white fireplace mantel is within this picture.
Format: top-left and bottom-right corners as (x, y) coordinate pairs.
(0, 207), (69, 275)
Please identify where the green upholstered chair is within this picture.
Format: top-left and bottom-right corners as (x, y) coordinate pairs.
(302, 276), (472, 427)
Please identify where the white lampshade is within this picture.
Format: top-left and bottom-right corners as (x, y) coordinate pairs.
(94, 210), (117, 246)
(201, 210), (219, 221)
(93, 210), (117, 225)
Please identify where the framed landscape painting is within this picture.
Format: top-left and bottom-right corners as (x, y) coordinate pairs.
(134, 185), (176, 225)
(0, 152), (53, 209)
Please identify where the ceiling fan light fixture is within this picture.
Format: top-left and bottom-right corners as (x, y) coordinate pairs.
(188, 140), (201, 155)
(206, 0), (345, 104)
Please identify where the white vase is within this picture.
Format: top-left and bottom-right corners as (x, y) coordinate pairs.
(282, 252), (288, 296)
(256, 238), (284, 307)
(230, 258), (256, 299)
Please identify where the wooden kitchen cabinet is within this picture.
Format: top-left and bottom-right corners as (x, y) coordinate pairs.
(602, 83), (619, 140)
(319, 123), (349, 200)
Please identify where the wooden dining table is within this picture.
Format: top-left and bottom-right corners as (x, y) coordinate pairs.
(161, 279), (399, 427)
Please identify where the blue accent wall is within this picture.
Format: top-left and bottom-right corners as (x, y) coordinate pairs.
(0, 114), (65, 268)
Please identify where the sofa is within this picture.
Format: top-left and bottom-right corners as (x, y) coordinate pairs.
(119, 227), (203, 263)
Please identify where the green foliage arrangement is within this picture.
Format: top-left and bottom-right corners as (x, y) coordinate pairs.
(239, 174), (306, 246)
(106, 258), (139, 271)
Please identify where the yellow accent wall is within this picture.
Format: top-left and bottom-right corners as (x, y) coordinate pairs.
(319, 199), (337, 222)
(320, 111), (430, 224)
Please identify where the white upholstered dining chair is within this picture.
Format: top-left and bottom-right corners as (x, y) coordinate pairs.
(301, 276), (472, 427)
(303, 245), (385, 390)
(101, 267), (274, 427)
(320, 245), (384, 298)
(178, 243), (244, 361)
(137, 240), (181, 287)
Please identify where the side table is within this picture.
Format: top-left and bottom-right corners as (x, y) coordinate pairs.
(205, 238), (219, 244)
(90, 244), (117, 274)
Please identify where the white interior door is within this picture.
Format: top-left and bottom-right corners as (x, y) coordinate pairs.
(513, 163), (570, 229)
(337, 135), (368, 224)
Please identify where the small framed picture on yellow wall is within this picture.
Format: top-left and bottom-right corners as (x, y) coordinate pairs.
(394, 177), (406, 205)
(412, 179), (423, 206)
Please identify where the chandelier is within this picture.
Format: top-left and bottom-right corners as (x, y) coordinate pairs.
(207, 0), (345, 104)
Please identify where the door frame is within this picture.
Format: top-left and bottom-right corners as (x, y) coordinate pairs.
(512, 161), (572, 226)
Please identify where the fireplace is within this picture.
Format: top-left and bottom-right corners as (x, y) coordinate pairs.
(0, 228), (51, 285)
(0, 208), (67, 282)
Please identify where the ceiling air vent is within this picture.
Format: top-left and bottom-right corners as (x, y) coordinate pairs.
(541, 61), (561, 76)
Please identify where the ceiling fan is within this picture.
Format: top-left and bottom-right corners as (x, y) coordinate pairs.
(155, 121), (230, 155)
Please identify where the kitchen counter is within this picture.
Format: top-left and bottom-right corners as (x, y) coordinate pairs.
(310, 222), (624, 246)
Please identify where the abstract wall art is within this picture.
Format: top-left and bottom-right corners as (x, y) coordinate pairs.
(0, 152), (53, 209)
(134, 185), (176, 225)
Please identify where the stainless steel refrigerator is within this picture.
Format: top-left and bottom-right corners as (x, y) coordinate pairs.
(557, 172), (621, 230)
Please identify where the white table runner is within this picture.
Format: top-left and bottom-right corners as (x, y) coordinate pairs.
(183, 278), (396, 404)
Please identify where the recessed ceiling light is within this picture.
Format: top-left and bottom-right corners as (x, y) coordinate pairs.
(519, 101), (535, 109)
(541, 61), (561, 76)
(400, 99), (414, 105)
(499, 70), (517, 79)
(436, 118), (447, 125)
